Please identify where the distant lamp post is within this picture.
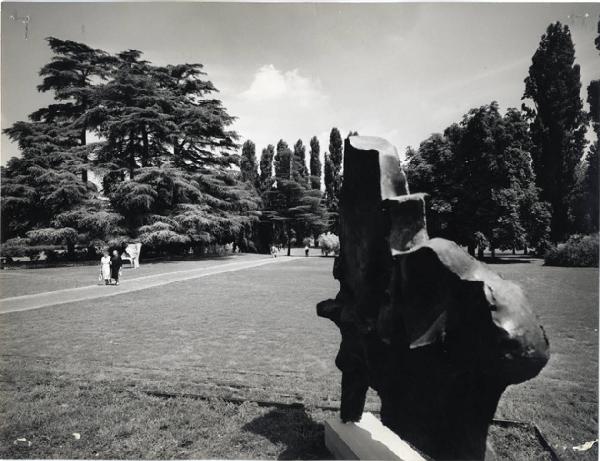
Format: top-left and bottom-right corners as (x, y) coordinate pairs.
(9, 12), (30, 39)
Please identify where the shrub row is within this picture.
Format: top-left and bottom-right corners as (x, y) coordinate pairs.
(544, 234), (599, 267)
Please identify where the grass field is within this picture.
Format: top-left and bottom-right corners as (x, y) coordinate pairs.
(0, 253), (269, 299)
(0, 254), (597, 459)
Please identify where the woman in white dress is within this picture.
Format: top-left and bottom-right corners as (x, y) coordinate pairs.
(100, 250), (111, 285)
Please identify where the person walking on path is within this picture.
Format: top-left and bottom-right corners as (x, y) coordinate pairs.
(304, 245), (310, 257)
(110, 250), (123, 286)
(100, 251), (111, 285)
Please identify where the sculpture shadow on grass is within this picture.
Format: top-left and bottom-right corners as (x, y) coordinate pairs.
(242, 407), (332, 460)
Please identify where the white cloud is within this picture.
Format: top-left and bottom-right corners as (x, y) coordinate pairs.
(240, 64), (327, 108)
(218, 64), (336, 157)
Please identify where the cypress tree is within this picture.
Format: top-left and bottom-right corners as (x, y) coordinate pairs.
(309, 136), (322, 190)
(523, 22), (587, 241)
(259, 144), (275, 192)
(240, 140), (258, 186)
(292, 139), (309, 187)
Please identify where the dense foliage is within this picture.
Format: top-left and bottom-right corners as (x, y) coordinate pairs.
(309, 136), (322, 191)
(522, 22), (589, 241)
(544, 234), (599, 267)
(2, 37), (259, 258)
(240, 140), (259, 186)
(259, 140), (327, 255)
(541, 18), (600, 267)
(323, 128), (343, 232)
(405, 102), (551, 256)
(317, 232), (339, 256)
(3, 20), (598, 261)
(582, 18), (600, 234)
(406, 20), (598, 257)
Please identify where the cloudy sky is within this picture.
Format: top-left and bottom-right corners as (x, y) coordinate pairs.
(2, 2), (599, 165)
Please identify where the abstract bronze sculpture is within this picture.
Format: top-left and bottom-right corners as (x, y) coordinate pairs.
(317, 136), (550, 460)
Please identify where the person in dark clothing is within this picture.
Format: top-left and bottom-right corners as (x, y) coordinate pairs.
(110, 250), (122, 286)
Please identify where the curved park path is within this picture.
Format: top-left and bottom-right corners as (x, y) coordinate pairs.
(0, 254), (293, 314)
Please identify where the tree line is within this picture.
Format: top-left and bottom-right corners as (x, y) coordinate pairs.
(236, 128), (352, 256)
(404, 20), (599, 256)
(2, 19), (598, 261)
(0, 36), (349, 259)
(2, 37), (260, 259)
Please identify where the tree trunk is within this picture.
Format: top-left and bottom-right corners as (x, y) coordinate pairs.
(87, 245), (97, 260)
(173, 138), (181, 158)
(129, 137), (136, 179)
(524, 246), (528, 255)
(130, 154), (135, 179)
(491, 246), (496, 259)
(512, 247), (516, 255)
(477, 246), (484, 260)
(286, 222), (292, 256)
(142, 127), (149, 167)
(80, 100), (87, 146)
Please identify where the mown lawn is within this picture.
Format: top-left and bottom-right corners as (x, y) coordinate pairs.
(492, 259), (598, 460)
(0, 255), (597, 459)
(1, 371), (334, 460)
(0, 253), (268, 299)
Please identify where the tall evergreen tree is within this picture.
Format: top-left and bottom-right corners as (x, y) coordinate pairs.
(325, 128), (344, 231)
(523, 22), (587, 241)
(323, 152), (334, 204)
(0, 148), (90, 243)
(329, 127), (343, 195)
(89, 51), (238, 177)
(264, 143), (296, 255)
(259, 144), (275, 192)
(292, 139), (309, 186)
(274, 140), (291, 180)
(91, 50), (175, 177)
(240, 140), (258, 186)
(32, 37), (117, 146)
(329, 128), (343, 173)
(263, 140), (327, 255)
(152, 62), (238, 170)
(309, 136), (322, 190)
(2, 37), (259, 258)
(583, 144), (599, 232)
(2, 38), (113, 245)
(584, 18), (600, 232)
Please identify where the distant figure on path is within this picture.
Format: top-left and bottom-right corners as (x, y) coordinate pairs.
(305, 245), (310, 257)
(271, 245), (278, 258)
(110, 250), (122, 286)
(100, 251), (111, 285)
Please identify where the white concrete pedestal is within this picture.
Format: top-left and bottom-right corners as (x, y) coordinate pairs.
(324, 412), (429, 460)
